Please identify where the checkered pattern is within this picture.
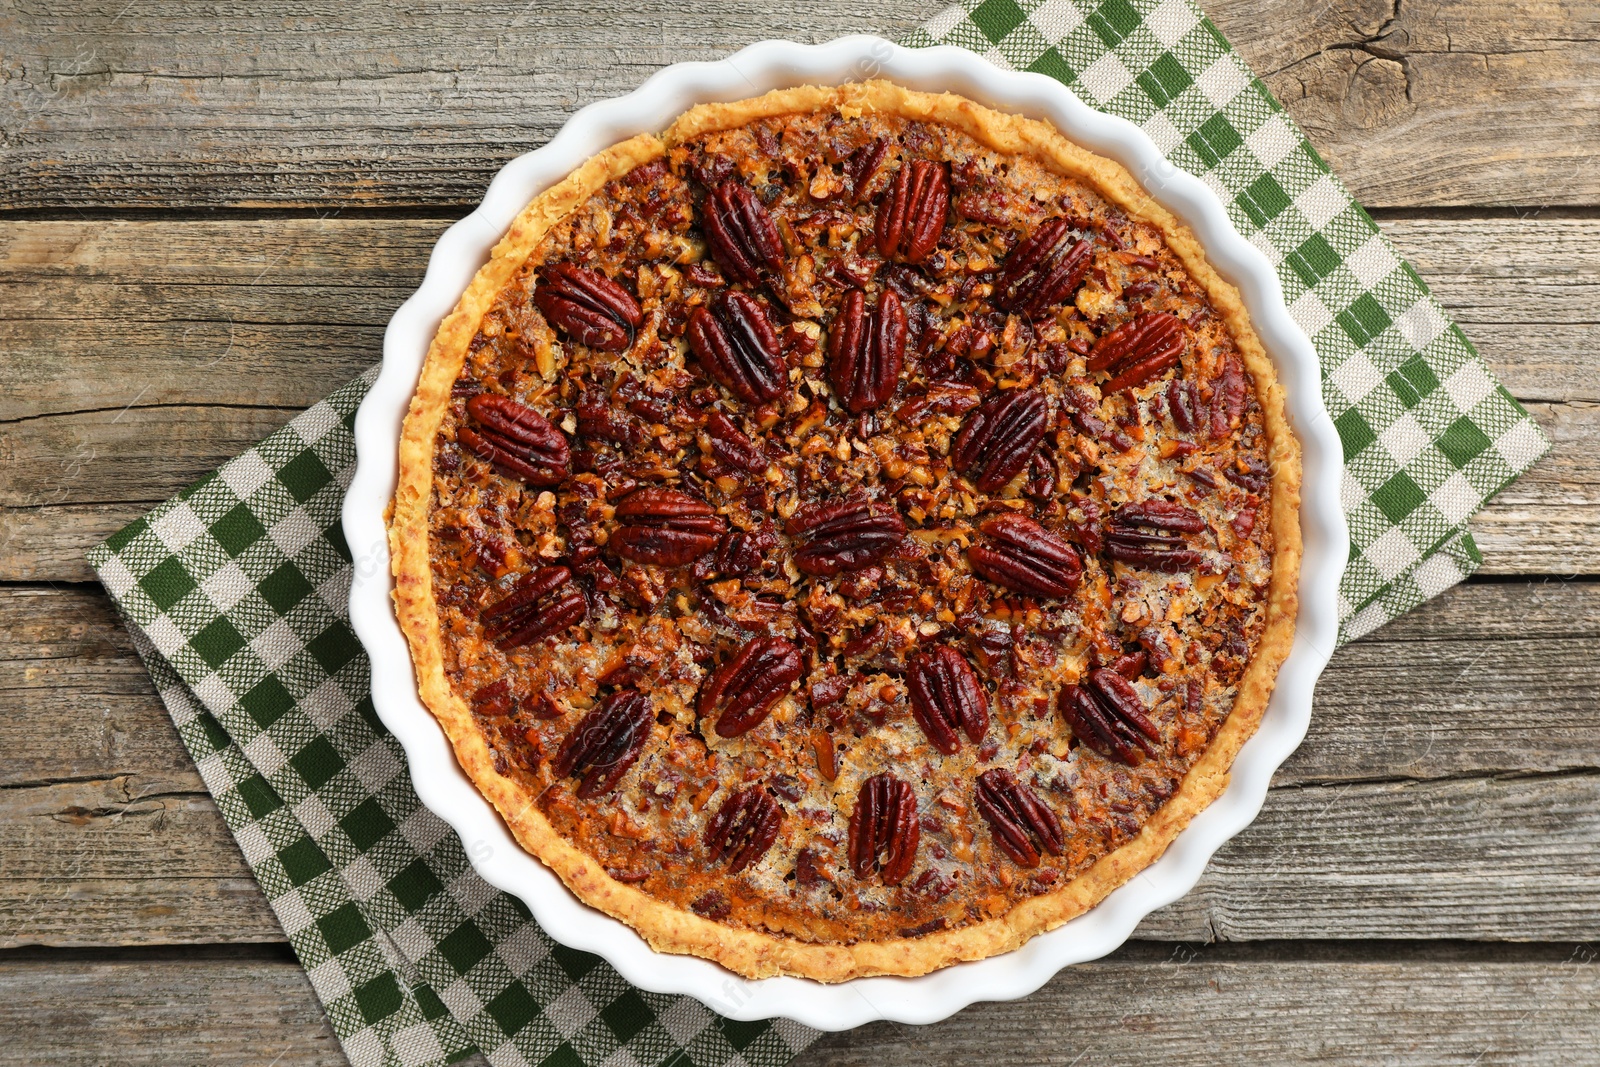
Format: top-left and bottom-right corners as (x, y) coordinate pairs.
(905, 0), (1547, 641)
(88, 4), (1548, 1065)
(91, 370), (813, 1067)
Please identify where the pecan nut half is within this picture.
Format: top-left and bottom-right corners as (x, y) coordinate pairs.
(975, 767), (1064, 868)
(552, 689), (653, 798)
(874, 160), (949, 264)
(1209, 354), (1248, 438)
(906, 646), (989, 755)
(1166, 378), (1201, 434)
(1087, 312), (1185, 395)
(700, 635), (804, 738)
(827, 288), (907, 414)
(686, 291), (787, 405)
(1059, 668), (1161, 766)
(460, 394), (572, 487)
(847, 773), (919, 885)
(1104, 498), (1206, 571)
(705, 786), (783, 873)
(704, 181), (784, 286)
(786, 497), (907, 576)
(952, 387), (1049, 493)
(704, 411), (766, 473)
(609, 487), (727, 566)
(968, 514), (1082, 598)
(993, 217), (1092, 316)
(532, 263), (641, 352)
(480, 565), (587, 650)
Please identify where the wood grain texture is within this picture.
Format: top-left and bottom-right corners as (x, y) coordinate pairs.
(1471, 400), (1599, 577)
(2, 0), (1597, 211)
(799, 946), (1600, 1067)
(4, 580), (1596, 947)
(1, 215), (1593, 581)
(15, 769), (1597, 947)
(1223, 0), (1600, 208)
(0, 953), (348, 1067)
(2, 948), (1597, 1067)
(2, 1), (1595, 1055)
(9, 579), (1595, 792)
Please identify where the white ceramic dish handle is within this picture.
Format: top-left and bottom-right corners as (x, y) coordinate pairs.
(344, 34), (1347, 1031)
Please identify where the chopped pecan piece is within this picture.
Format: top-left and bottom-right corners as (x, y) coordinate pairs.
(460, 394), (572, 487)
(610, 487), (727, 566)
(1061, 386), (1134, 453)
(532, 263), (641, 352)
(874, 159), (949, 264)
(993, 217), (1092, 316)
(847, 138), (889, 201)
(1087, 312), (1184, 395)
(704, 411), (766, 473)
(786, 497), (906, 576)
(1225, 454), (1271, 494)
(906, 646), (989, 755)
(1166, 378), (1201, 434)
(1104, 499), (1206, 572)
(847, 773), (919, 885)
(1210, 354), (1248, 437)
(700, 636), (804, 738)
(1059, 669), (1160, 766)
(471, 679), (517, 717)
(968, 514), (1082, 598)
(827, 288), (907, 414)
(704, 786), (783, 873)
(480, 565), (587, 649)
(576, 394), (644, 448)
(975, 768), (1064, 868)
(552, 689), (653, 798)
(690, 889), (731, 920)
(952, 387), (1049, 493)
(686, 291), (787, 405)
(703, 181), (784, 286)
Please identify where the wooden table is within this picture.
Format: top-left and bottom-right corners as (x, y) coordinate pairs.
(3, 1), (1597, 1062)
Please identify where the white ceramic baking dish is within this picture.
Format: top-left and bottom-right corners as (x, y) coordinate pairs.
(344, 34), (1347, 1032)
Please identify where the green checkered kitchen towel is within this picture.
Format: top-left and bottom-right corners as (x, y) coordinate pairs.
(88, 3), (1549, 1066)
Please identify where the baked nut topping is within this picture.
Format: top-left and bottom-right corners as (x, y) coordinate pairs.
(391, 82), (1300, 981)
(848, 773), (920, 885)
(532, 263), (642, 352)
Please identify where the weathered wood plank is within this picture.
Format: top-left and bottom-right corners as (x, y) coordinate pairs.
(1, 216), (1594, 581)
(1226, 0), (1600, 209)
(0, 777), (283, 948)
(0, 218), (433, 423)
(3, 215), (1591, 421)
(4, 581), (1597, 946)
(0, 1), (940, 212)
(1470, 400), (1599, 577)
(1379, 216), (1600, 406)
(2, 0), (1596, 211)
(9, 579), (1595, 793)
(0, 582), (200, 794)
(1137, 772), (1600, 942)
(7, 396), (1583, 579)
(1279, 573), (1600, 783)
(801, 948), (1600, 1067)
(0, 953), (347, 1067)
(3, 949), (1597, 1067)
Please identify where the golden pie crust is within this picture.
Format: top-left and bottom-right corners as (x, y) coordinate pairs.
(391, 81), (1301, 981)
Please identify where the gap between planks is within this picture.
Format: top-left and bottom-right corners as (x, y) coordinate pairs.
(2, 579), (1597, 949)
(0, 213), (1595, 581)
(2, 0), (1598, 210)
(1, 942), (1597, 1067)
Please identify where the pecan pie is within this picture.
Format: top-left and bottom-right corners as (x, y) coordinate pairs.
(391, 82), (1301, 981)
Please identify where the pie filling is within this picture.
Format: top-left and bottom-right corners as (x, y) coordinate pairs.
(423, 102), (1277, 946)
